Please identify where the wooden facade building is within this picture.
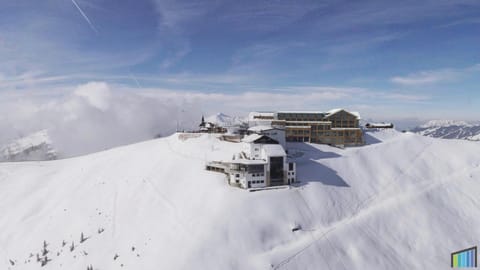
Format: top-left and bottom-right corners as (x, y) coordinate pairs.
(249, 109), (364, 146)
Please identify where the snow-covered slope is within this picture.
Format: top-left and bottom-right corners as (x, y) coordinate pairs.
(411, 120), (480, 141)
(206, 113), (246, 127)
(1, 130), (480, 269)
(0, 130), (57, 162)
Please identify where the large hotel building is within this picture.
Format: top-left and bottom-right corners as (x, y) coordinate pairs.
(248, 109), (364, 146)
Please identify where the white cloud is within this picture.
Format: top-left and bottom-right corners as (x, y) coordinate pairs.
(391, 64), (480, 86)
(0, 81), (432, 158)
(0, 82), (199, 157)
(74, 81), (111, 111)
(391, 70), (458, 85)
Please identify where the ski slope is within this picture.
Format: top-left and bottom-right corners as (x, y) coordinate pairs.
(1, 130), (480, 269)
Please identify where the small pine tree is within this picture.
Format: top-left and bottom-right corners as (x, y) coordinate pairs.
(70, 241), (75, 252)
(40, 256), (50, 267)
(80, 232), (88, 243)
(42, 246), (48, 256)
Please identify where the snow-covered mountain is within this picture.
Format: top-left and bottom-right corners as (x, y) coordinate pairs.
(206, 112), (246, 127)
(1, 130), (480, 269)
(0, 130), (57, 162)
(411, 120), (480, 141)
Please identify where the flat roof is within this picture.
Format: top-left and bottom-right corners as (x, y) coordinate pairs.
(285, 126), (312, 129)
(285, 121), (331, 124)
(331, 128), (362, 131)
(229, 159), (267, 165)
(277, 111), (326, 114)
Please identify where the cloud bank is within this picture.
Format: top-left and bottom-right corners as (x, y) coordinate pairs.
(0, 81), (437, 158)
(0, 82), (199, 158)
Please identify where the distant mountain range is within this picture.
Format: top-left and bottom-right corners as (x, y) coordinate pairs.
(206, 113), (246, 127)
(411, 120), (480, 141)
(0, 130), (57, 162)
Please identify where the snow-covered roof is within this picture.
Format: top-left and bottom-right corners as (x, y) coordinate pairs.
(230, 159), (267, 165)
(285, 126), (311, 129)
(262, 144), (286, 157)
(331, 128), (362, 131)
(326, 108), (361, 119)
(277, 111), (326, 114)
(241, 134), (263, 143)
(365, 123), (393, 128)
(248, 125), (283, 132)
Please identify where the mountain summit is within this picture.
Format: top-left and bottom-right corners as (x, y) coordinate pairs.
(0, 130), (57, 162)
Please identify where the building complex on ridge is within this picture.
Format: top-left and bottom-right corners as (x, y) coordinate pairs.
(249, 109), (364, 146)
(205, 108), (364, 190)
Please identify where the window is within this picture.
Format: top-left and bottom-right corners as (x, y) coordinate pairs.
(289, 163), (294, 170)
(235, 174), (240, 178)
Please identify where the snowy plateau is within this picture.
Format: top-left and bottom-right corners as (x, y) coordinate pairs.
(1, 130), (480, 270)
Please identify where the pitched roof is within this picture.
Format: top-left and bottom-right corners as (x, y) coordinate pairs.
(242, 134), (279, 144)
(242, 134), (263, 143)
(326, 108), (361, 119)
(262, 144), (286, 157)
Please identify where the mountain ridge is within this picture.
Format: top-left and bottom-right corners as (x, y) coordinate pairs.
(411, 120), (480, 141)
(1, 130), (479, 269)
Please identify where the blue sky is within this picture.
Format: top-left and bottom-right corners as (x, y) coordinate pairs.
(0, 0), (479, 123)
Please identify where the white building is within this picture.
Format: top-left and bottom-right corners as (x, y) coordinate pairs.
(247, 125), (286, 149)
(206, 134), (296, 189)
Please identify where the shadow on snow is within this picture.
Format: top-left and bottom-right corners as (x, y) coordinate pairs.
(287, 142), (350, 188)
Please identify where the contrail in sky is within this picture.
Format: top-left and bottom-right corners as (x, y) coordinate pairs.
(129, 73), (143, 89)
(70, 0), (99, 34)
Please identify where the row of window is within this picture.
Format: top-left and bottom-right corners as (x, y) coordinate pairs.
(249, 180), (265, 184)
(251, 173), (264, 177)
(286, 136), (310, 142)
(277, 113), (325, 121)
(287, 172), (295, 175)
(287, 129), (310, 135)
(311, 131), (360, 137)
